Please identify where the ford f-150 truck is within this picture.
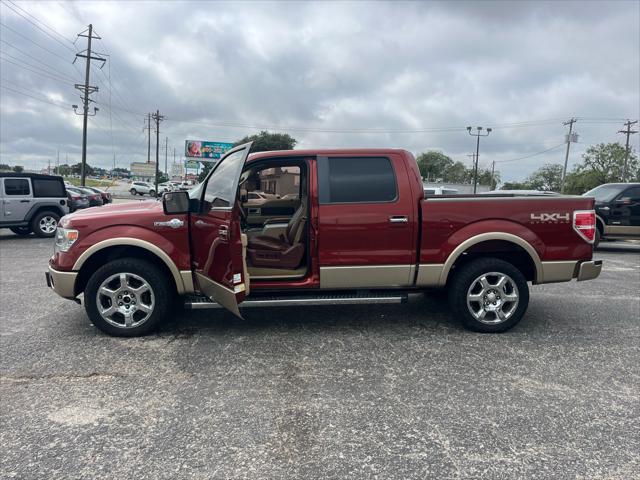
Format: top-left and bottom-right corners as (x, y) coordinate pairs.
(47, 143), (602, 336)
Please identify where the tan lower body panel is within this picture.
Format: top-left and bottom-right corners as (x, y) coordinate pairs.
(320, 265), (413, 289)
(540, 261), (579, 283)
(604, 225), (640, 236)
(48, 266), (78, 298)
(415, 264), (445, 286)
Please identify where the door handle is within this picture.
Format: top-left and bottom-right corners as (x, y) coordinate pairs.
(218, 225), (229, 240)
(153, 218), (184, 229)
(389, 216), (409, 223)
(20, 200), (30, 203)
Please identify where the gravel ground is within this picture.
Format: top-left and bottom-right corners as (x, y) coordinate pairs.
(1, 232), (638, 479)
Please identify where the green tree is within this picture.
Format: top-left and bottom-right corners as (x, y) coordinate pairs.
(199, 131), (297, 182)
(54, 164), (72, 176)
(12, 165), (24, 173)
(579, 143), (638, 184)
(70, 162), (94, 176)
(0, 163), (11, 171)
(416, 151), (454, 181)
(526, 163), (564, 191)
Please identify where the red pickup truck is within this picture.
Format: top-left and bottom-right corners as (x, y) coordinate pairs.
(47, 143), (602, 336)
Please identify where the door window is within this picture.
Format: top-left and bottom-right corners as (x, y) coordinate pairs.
(203, 149), (247, 208)
(4, 178), (31, 196)
(622, 186), (640, 200)
(318, 157), (397, 204)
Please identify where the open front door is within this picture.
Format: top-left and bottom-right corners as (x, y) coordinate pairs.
(190, 142), (252, 317)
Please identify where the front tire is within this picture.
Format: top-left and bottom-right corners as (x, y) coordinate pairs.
(448, 257), (529, 333)
(84, 258), (173, 337)
(149, 190), (155, 197)
(130, 188), (137, 195)
(31, 211), (60, 238)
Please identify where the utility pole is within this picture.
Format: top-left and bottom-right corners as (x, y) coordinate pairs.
(113, 153), (116, 174)
(490, 161), (496, 190)
(72, 24), (105, 186)
(467, 126), (492, 194)
(618, 120), (638, 182)
(146, 113), (151, 164)
(152, 110), (165, 195)
(165, 136), (168, 180)
(48, 158), (51, 175)
(561, 118), (577, 193)
(56, 150), (59, 173)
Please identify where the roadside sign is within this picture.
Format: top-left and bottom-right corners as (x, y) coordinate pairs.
(185, 140), (234, 160)
(185, 160), (199, 169)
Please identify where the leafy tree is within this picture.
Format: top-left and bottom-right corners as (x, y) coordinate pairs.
(579, 143), (638, 184)
(199, 131), (297, 182)
(12, 165), (24, 173)
(54, 164), (72, 176)
(70, 162), (94, 176)
(526, 164), (564, 191)
(0, 163), (11, 171)
(416, 151), (454, 181)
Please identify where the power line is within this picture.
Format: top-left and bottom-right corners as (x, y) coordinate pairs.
(0, 21), (74, 64)
(0, 39), (81, 82)
(0, 50), (78, 83)
(494, 144), (565, 164)
(1, 0), (76, 52)
(0, 56), (74, 85)
(0, 84), (71, 109)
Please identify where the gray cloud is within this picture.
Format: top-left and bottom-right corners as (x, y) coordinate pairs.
(0, 0), (638, 181)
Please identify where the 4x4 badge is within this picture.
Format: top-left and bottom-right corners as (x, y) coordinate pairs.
(530, 213), (570, 222)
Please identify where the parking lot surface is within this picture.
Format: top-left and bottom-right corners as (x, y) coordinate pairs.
(1, 233), (638, 479)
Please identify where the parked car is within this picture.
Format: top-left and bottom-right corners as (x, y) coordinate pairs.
(0, 173), (69, 237)
(67, 190), (90, 212)
(67, 187), (103, 207)
(484, 190), (560, 196)
(158, 182), (175, 195)
(46, 144), (601, 337)
(83, 186), (112, 204)
(424, 187), (459, 195)
(130, 181), (156, 196)
(583, 182), (640, 246)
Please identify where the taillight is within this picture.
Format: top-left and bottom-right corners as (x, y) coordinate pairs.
(573, 210), (596, 244)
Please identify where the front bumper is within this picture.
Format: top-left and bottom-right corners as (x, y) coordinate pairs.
(577, 260), (603, 282)
(46, 266), (78, 299)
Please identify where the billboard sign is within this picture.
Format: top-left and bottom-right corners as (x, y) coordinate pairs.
(130, 162), (156, 178)
(185, 160), (200, 169)
(185, 140), (234, 160)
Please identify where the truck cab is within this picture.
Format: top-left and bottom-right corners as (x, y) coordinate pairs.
(47, 143), (602, 336)
(583, 183), (640, 246)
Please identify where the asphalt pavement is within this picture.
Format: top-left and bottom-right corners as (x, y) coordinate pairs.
(0, 233), (638, 479)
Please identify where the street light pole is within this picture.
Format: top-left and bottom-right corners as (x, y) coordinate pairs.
(467, 126), (492, 194)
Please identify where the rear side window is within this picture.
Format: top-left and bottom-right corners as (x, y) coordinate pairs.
(622, 186), (640, 200)
(318, 157), (397, 204)
(32, 178), (65, 197)
(4, 178), (31, 196)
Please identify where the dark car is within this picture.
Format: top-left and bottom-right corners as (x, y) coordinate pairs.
(583, 183), (640, 246)
(0, 173), (69, 237)
(69, 186), (103, 207)
(83, 186), (112, 204)
(66, 188), (90, 212)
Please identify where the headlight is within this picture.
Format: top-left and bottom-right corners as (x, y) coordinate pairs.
(54, 228), (79, 252)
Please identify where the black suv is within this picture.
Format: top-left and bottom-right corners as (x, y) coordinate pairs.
(583, 182), (640, 247)
(0, 173), (69, 237)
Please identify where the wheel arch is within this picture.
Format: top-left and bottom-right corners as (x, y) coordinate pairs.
(440, 232), (543, 286)
(25, 203), (66, 222)
(73, 238), (192, 296)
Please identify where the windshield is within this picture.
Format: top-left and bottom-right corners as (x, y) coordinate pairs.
(583, 184), (623, 202)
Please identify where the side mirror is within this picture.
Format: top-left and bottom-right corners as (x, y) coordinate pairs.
(615, 197), (631, 205)
(163, 190), (190, 214)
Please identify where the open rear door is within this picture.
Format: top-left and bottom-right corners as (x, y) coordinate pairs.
(190, 142), (252, 317)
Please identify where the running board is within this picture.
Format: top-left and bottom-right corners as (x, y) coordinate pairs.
(185, 292), (410, 310)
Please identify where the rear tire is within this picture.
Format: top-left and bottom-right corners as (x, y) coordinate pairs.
(84, 258), (172, 337)
(594, 228), (601, 248)
(448, 257), (529, 333)
(10, 226), (31, 236)
(149, 190), (155, 197)
(31, 211), (60, 238)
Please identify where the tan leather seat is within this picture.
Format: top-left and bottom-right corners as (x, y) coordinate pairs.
(247, 201), (307, 269)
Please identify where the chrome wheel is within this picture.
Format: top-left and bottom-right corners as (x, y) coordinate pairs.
(39, 215), (58, 234)
(466, 272), (519, 324)
(96, 272), (155, 329)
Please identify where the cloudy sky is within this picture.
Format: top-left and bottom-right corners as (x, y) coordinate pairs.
(1, 0), (638, 182)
